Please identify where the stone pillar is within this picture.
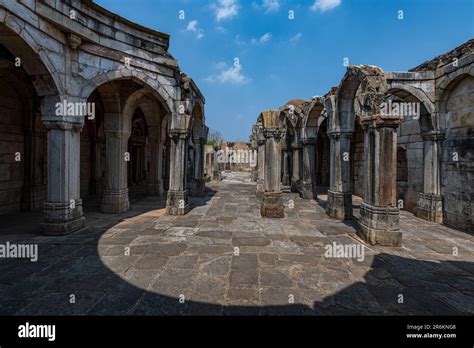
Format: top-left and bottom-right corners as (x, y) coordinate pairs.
(101, 130), (130, 213)
(326, 131), (353, 220)
(190, 138), (206, 196)
(41, 120), (86, 235)
(358, 114), (402, 247)
(261, 128), (284, 218)
(301, 138), (316, 199)
(251, 140), (259, 182)
(291, 142), (302, 193)
(417, 132), (444, 223)
(282, 144), (291, 186)
(166, 130), (190, 215)
(256, 137), (265, 198)
(212, 144), (221, 181)
(148, 129), (164, 196)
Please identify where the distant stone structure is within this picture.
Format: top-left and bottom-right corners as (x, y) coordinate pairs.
(204, 141), (255, 180)
(0, 0), (207, 234)
(251, 40), (474, 246)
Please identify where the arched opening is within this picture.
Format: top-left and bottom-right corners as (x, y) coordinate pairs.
(316, 118), (330, 189)
(0, 24), (59, 232)
(0, 43), (47, 216)
(80, 78), (170, 214)
(128, 108), (149, 197)
(440, 75), (474, 231)
(387, 88), (433, 214)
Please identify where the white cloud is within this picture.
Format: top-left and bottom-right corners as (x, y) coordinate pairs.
(259, 32), (272, 43)
(310, 0), (341, 12)
(186, 20), (204, 39)
(289, 32), (302, 43)
(250, 32), (272, 45)
(186, 20), (198, 32)
(256, 0), (281, 14)
(206, 63), (250, 85)
(213, 0), (239, 22)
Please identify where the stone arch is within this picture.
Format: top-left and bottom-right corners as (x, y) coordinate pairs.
(335, 65), (387, 132)
(0, 19), (63, 98)
(303, 96), (325, 138)
(81, 70), (175, 115)
(436, 70), (474, 131)
(438, 72), (474, 231)
(387, 82), (436, 133)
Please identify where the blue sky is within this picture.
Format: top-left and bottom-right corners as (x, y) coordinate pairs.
(95, 0), (473, 141)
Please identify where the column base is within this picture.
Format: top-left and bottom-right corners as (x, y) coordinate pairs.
(212, 171), (221, 181)
(260, 192), (284, 218)
(166, 190), (190, 215)
(101, 189), (130, 214)
(326, 190), (352, 220)
(189, 179), (205, 197)
(357, 202), (401, 247)
(417, 193), (443, 223)
(301, 182), (316, 200)
(42, 200), (86, 236)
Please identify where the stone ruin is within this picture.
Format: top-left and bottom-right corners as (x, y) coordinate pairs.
(250, 39), (474, 246)
(0, 0), (207, 234)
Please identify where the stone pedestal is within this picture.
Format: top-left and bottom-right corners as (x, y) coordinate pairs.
(326, 131), (352, 219)
(101, 189), (130, 213)
(416, 132), (444, 223)
(41, 120), (86, 235)
(166, 189), (190, 215)
(417, 193), (443, 223)
(357, 113), (402, 246)
(326, 190), (352, 220)
(359, 202), (401, 246)
(301, 138), (316, 199)
(101, 131), (130, 213)
(260, 192), (284, 218)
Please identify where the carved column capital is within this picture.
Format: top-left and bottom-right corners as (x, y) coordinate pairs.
(359, 114), (402, 129)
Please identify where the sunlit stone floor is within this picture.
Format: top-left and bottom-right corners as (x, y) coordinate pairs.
(0, 172), (473, 315)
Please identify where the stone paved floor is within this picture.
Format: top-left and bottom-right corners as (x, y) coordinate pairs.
(0, 172), (473, 315)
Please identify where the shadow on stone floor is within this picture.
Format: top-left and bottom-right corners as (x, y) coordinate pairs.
(0, 240), (472, 315)
(0, 184), (472, 316)
(0, 188), (217, 241)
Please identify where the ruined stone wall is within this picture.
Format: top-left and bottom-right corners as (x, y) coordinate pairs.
(442, 76), (474, 231)
(0, 78), (25, 214)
